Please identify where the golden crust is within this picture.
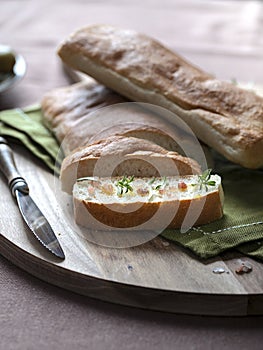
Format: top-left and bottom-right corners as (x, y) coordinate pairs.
(41, 81), (205, 159)
(58, 25), (263, 168)
(41, 81), (127, 153)
(60, 135), (201, 194)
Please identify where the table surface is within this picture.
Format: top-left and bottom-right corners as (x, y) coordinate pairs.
(1, 0), (263, 349)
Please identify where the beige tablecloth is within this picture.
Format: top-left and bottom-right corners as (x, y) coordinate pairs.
(1, 1), (263, 349)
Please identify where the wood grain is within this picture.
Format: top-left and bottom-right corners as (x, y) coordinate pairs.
(0, 145), (262, 316)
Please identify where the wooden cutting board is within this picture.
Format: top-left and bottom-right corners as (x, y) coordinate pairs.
(0, 145), (263, 316)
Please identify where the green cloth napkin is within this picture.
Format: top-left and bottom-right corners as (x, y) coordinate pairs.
(0, 105), (62, 175)
(1, 105), (262, 261)
(162, 161), (263, 261)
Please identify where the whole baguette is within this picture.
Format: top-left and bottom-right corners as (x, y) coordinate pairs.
(58, 25), (263, 169)
(60, 135), (201, 194)
(73, 175), (224, 230)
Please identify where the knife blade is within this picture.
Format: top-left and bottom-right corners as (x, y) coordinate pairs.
(0, 136), (65, 259)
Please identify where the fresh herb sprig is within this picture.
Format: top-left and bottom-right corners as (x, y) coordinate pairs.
(196, 169), (216, 191)
(116, 175), (134, 196)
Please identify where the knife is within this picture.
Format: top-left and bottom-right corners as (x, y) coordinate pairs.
(0, 136), (65, 259)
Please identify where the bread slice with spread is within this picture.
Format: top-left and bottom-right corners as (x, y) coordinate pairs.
(73, 172), (223, 230)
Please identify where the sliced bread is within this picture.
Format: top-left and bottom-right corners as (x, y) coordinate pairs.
(73, 174), (223, 230)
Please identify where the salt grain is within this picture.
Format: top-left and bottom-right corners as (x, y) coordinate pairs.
(212, 267), (226, 274)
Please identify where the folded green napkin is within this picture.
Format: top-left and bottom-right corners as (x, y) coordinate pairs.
(0, 105), (62, 175)
(162, 160), (263, 261)
(1, 105), (262, 261)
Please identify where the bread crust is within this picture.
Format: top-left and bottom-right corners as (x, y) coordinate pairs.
(41, 81), (127, 154)
(41, 81), (202, 157)
(58, 25), (263, 168)
(60, 135), (201, 194)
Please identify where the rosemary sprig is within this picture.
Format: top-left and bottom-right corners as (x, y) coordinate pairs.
(116, 175), (134, 196)
(196, 169), (216, 191)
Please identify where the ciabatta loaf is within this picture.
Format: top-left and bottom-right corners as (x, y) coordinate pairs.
(41, 81), (126, 154)
(60, 135), (201, 194)
(58, 25), (263, 169)
(41, 81), (205, 159)
(73, 174), (223, 230)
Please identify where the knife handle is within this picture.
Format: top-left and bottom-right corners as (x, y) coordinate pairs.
(0, 137), (29, 197)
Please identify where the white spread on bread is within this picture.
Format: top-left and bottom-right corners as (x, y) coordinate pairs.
(73, 174), (224, 230)
(74, 174), (221, 203)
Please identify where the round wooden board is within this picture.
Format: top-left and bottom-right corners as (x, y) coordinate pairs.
(0, 145), (263, 316)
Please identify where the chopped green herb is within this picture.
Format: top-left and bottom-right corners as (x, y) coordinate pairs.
(162, 176), (168, 186)
(148, 194), (155, 202)
(116, 175), (134, 196)
(148, 177), (156, 185)
(153, 176), (169, 190)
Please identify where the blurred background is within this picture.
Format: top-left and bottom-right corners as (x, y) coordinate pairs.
(1, 0), (263, 107)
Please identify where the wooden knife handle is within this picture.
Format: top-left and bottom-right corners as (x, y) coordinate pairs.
(0, 137), (29, 196)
